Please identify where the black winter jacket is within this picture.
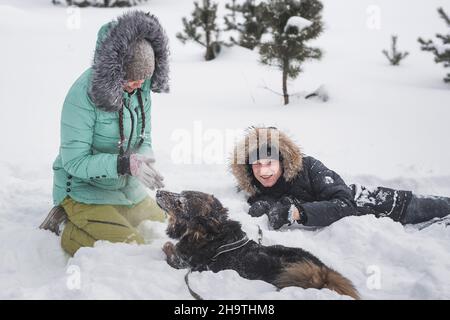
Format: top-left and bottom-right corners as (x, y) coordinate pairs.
(230, 127), (412, 227)
(248, 156), (412, 226)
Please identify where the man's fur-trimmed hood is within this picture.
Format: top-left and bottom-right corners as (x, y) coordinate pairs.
(89, 11), (170, 112)
(229, 127), (303, 196)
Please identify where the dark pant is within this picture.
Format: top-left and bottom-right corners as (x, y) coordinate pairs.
(401, 195), (450, 224)
(351, 184), (450, 225)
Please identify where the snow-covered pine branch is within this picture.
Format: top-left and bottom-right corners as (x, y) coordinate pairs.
(52, 0), (148, 7)
(224, 0), (267, 50)
(177, 0), (222, 61)
(418, 7), (450, 83)
(284, 16), (313, 33)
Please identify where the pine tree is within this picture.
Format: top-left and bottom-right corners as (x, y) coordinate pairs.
(224, 0), (266, 50)
(258, 0), (323, 105)
(382, 35), (409, 66)
(418, 8), (450, 83)
(177, 0), (222, 61)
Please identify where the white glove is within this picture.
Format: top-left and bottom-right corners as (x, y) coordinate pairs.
(130, 154), (165, 190)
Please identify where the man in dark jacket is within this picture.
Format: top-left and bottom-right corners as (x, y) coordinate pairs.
(230, 127), (450, 229)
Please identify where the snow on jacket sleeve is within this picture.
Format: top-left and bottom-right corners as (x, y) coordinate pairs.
(60, 96), (119, 180)
(299, 157), (358, 227)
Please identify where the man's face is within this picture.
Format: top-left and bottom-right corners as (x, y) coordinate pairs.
(124, 79), (145, 93)
(251, 159), (283, 188)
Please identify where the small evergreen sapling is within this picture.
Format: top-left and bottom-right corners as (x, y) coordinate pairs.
(177, 0), (222, 61)
(382, 35), (409, 66)
(258, 0), (324, 105)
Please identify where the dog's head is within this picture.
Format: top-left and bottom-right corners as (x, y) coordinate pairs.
(156, 190), (229, 240)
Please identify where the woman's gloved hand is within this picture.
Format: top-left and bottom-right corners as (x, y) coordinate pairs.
(130, 154), (165, 190)
(118, 153), (165, 190)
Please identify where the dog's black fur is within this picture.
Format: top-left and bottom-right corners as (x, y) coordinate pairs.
(156, 190), (359, 299)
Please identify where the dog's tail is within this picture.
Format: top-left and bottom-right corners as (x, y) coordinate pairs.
(274, 260), (360, 300)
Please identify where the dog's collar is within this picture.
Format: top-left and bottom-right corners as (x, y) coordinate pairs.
(186, 235), (251, 299)
(210, 235), (251, 263)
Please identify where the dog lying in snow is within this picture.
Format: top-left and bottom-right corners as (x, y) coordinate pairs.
(156, 190), (360, 299)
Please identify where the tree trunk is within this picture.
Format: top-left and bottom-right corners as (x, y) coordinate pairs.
(282, 62), (289, 105)
(231, 0), (237, 25)
(205, 30), (215, 61)
(205, 45), (216, 61)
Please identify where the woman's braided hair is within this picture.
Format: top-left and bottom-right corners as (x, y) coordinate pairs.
(118, 89), (146, 156)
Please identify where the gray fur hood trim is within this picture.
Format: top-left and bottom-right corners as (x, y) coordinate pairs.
(89, 11), (170, 112)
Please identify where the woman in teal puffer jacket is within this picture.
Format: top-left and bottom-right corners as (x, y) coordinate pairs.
(40, 11), (170, 256)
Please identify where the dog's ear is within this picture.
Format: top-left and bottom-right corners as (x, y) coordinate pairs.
(166, 214), (188, 239)
(210, 196), (229, 219)
(187, 215), (221, 241)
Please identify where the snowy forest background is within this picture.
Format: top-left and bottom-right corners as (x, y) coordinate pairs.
(0, 0), (450, 299)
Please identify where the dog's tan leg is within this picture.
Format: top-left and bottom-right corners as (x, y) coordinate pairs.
(163, 241), (175, 258)
(162, 241), (190, 269)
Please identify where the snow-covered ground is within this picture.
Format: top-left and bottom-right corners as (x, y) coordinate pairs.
(0, 0), (449, 299)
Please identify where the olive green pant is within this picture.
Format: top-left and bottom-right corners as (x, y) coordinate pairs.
(60, 196), (166, 256)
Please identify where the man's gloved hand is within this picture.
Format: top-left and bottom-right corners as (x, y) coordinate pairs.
(118, 153), (165, 190)
(267, 196), (306, 229)
(267, 197), (292, 229)
(249, 200), (272, 217)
